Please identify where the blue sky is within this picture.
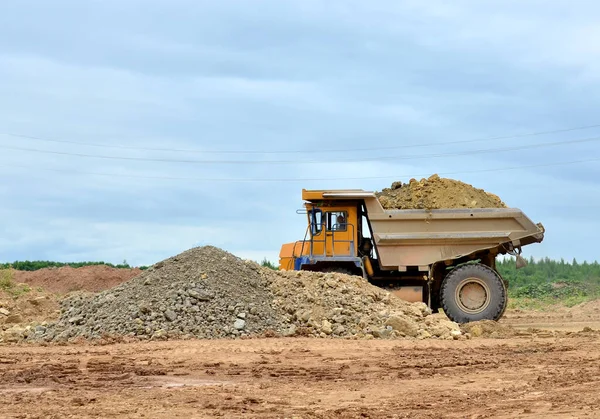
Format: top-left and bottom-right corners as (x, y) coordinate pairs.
(1, 1), (599, 265)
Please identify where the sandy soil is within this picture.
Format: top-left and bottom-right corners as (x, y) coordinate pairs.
(13, 266), (142, 294)
(376, 175), (506, 210)
(0, 329), (598, 418)
(501, 300), (600, 332)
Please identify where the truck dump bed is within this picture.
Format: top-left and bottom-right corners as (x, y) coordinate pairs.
(319, 190), (545, 270)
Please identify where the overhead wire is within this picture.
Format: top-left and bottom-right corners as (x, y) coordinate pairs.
(1, 134), (600, 165)
(2, 157), (599, 182)
(2, 123), (600, 154)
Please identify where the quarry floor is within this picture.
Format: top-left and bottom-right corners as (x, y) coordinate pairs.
(0, 307), (599, 419)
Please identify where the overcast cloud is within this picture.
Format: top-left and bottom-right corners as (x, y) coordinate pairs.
(1, 0), (599, 266)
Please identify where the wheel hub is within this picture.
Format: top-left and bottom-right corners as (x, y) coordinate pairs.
(456, 278), (491, 314)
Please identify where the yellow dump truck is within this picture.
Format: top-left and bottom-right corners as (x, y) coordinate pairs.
(279, 189), (545, 323)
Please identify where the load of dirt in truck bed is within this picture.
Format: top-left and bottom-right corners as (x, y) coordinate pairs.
(376, 174), (506, 210)
(13, 265), (143, 294)
(30, 246), (462, 342)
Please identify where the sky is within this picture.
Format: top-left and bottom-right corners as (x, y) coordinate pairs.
(1, 0), (600, 266)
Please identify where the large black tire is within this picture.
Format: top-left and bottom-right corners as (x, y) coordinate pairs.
(440, 263), (506, 323)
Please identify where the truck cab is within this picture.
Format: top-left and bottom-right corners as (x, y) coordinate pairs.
(279, 190), (371, 276)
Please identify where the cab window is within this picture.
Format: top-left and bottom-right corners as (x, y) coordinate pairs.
(327, 211), (347, 232)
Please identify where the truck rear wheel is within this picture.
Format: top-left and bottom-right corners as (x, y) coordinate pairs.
(440, 263), (506, 323)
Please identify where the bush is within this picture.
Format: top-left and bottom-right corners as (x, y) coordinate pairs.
(0, 268), (14, 289)
(261, 258), (278, 270)
(0, 268), (31, 297)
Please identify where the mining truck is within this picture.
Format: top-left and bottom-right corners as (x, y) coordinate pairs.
(279, 189), (545, 323)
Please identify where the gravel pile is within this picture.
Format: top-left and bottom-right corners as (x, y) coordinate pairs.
(376, 174), (506, 210)
(44, 246), (286, 341)
(36, 246), (462, 342)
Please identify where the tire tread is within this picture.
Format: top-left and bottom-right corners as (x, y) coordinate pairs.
(440, 263), (506, 323)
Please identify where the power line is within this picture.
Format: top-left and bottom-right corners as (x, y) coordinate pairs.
(3, 157), (599, 182)
(2, 135), (600, 165)
(2, 123), (600, 154)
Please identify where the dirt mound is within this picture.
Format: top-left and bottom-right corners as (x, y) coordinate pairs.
(14, 265), (142, 294)
(376, 174), (507, 210)
(35, 246), (463, 342)
(269, 270), (461, 339)
(0, 288), (61, 343)
(568, 299), (600, 317)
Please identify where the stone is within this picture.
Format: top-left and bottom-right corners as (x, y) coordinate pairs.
(151, 329), (167, 340)
(405, 305), (424, 318)
(283, 325), (297, 337)
(28, 297), (48, 306)
(417, 330), (432, 339)
(187, 289), (200, 299)
(321, 320), (333, 335)
(5, 314), (24, 324)
(385, 316), (419, 337)
(333, 325), (346, 335)
(451, 330), (462, 340)
(164, 310), (177, 322)
(237, 312), (246, 319)
(2, 327), (26, 343)
(233, 319), (246, 330)
(0, 308), (9, 316)
(138, 303), (151, 314)
(430, 325), (450, 338)
(371, 328), (390, 338)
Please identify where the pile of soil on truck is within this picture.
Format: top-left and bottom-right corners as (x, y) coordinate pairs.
(376, 174), (506, 210)
(30, 246), (462, 342)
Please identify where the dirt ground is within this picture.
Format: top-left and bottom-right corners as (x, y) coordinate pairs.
(13, 266), (143, 294)
(501, 300), (600, 332)
(1, 312), (599, 418)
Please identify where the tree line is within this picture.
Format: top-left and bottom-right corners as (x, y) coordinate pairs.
(497, 257), (600, 299)
(0, 260), (146, 271)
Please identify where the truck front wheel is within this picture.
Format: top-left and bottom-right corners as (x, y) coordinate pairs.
(440, 263), (506, 323)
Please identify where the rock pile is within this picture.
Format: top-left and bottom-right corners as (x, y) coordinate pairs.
(376, 174), (506, 210)
(33, 246), (463, 342)
(44, 247), (286, 341)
